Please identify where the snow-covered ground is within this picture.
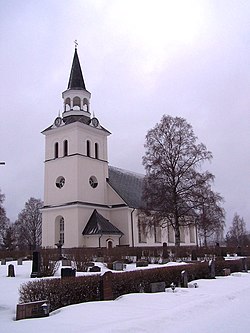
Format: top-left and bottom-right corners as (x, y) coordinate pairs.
(1, 260), (250, 332)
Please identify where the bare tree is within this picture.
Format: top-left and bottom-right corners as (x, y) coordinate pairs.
(142, 115), (213, 246)
(195, 184), (225, 247)
(226, 213), (248, 248)
(0, 189), (9, 246)
(15, 197), (43, 250)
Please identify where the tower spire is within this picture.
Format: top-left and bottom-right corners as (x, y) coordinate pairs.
(62, 46), (91, 125)
(67, 45), (86, 90)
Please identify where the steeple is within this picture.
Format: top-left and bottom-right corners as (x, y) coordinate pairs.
(62, 45), (91, 125)
(67, 48), (86, 90)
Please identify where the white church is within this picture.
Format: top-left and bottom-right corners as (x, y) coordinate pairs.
(41, 47), (197, 249)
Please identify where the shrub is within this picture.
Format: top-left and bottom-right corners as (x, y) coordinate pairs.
(19, 275), (101, 312)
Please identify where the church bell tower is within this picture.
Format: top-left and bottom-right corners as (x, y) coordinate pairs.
(42, 46), (111, 248)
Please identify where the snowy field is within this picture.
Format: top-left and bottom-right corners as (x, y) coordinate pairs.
(1, 260), (250, 333)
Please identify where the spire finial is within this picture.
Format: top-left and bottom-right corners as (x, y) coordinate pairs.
(74, 39), (78, 49)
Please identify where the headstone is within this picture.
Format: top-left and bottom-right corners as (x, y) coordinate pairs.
(17, 258), (23, 265)
(132, 256), (137, 263)
(150, 282), (166, 293)
(136, 261), (148, 267)
(61, 267), (76, 278)
(30, 251), (41, 278)
(62, 259), (71, 266)
(191, 249), (197, 261)
(96, 257), (104, 262)
(1, 259), (6, 265)
(85, 262), (95, 267)
(89, 265), (101, 272)
(162, 242), (168, 259)
(8, 264), (15, 277)
(209, 259), (215, 279)
(16, 300), (50, 320)
(181, 270), (188, 288)
(112, 261), (124, 271)
(161, 258), (169, 264)
(242, 258), (248, 272)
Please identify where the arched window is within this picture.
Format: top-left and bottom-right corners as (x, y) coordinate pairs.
(63, 140), (68, 156)
(86, 140), (91, 157)
(55, 216), (65, 245)
(59, 217), (64, 244)
(73, 96), (81, 110)
(95, 143), (99, 159)
(83, 98), (89, 112)
(54, 142), (59, 158)
(64, 97), (71, 111)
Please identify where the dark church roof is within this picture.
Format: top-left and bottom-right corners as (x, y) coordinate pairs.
(107, 166), (145, 209)
(82, 209), (123, 235)
(67, 48), (86, 90)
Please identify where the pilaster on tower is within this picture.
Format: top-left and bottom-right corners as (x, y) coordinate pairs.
(62, 47), (91, 125)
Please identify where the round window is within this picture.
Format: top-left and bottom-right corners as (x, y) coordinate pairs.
(89, 176), (98, 188)
(56, 176), (65, 189)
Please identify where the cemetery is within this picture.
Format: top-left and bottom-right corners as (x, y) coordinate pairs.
(1, 245), (249, 319)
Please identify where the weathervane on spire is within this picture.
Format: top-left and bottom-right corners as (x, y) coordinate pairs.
(74, 40), (78, 49)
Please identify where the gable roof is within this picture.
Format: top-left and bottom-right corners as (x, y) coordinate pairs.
(67, 48), (86, 90)
(107, 166), (145, 209)
(82, 209), (123, 235)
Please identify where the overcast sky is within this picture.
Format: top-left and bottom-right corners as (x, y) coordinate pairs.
(1, 0), (250, 231)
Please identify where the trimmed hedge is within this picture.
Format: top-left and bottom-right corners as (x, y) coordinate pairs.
(19, 275), (101, 312)
(19, 258), (250, 312)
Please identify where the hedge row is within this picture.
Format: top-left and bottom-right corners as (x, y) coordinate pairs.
(19, 275), (101, 312)
(19, 258), (250, 312)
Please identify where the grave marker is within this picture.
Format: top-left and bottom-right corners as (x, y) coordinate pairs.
(30, 251), (41, 278)
(8, 264), (15, 277)
(150, 282), (166, 293)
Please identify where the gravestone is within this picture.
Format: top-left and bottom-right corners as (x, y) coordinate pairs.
(162, 242), (168, 259)
(62, 259), (71, 266)
(136, 261), (148, 267)
(209, 259), (215, 279)
(112, 261), (124, 271)
(1, 259), (6, 265)
(181, 270), (188, 288)
(17, 258), (23, 265)
(150, 282), (166, 293)
(8, 264), (15, 277)
(242, 258), (248, 273)
(30, 251), (41, 278)
(89, 265), (101, 272)
(96, 257), (104, 263)
(85, 262), (95, 267)
(191, 249), (197, 261)
(16, 300), (50, 320)
(61, 267), (76, 278)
